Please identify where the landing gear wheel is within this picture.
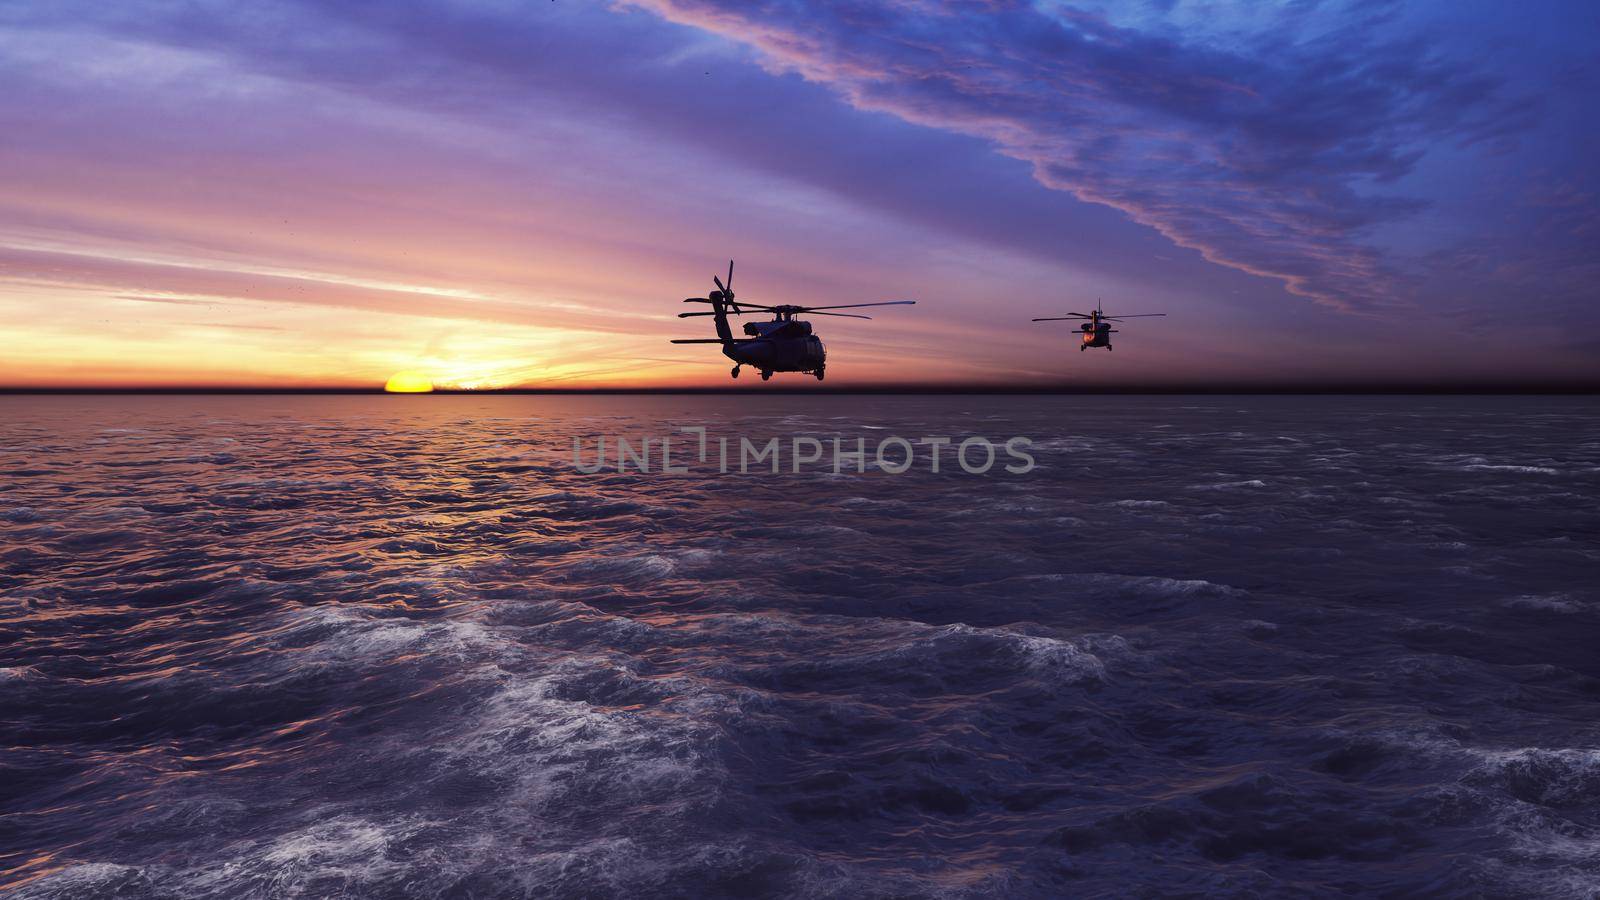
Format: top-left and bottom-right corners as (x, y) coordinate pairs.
(1108, 345), (1113, 351)
(814, 368), (825, 382)
(731, 366), (740, 379)
(760, 370), (772, 381)
(1079, 345), (1086, 352)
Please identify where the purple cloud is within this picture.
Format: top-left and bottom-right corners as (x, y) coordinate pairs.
(619, 0), (1536, 311)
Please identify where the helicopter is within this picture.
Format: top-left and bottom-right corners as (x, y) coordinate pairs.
(671, 261), (915, 381)
(1032, 301), (1166, 351)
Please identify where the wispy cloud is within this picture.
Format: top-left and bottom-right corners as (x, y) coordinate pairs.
(620, 0), (1539, 311)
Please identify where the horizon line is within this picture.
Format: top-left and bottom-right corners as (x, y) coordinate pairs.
(3, 383), (1598, 396)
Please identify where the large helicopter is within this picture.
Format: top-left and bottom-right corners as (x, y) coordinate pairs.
(1032, 301), (1166, 351)
(671, 261), (915, 380)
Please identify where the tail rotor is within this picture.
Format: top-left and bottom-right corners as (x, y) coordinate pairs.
(712, 260), (739, 313)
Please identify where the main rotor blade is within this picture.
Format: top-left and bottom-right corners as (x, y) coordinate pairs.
(1103, 313), (1167, 319)
(799, 300), (916, 311)
(808, 311), (872, 319)
(1032, 316), (1091, 322)
(678, 311), (720, 317)
(684, 298), (768, 312)
(670, 338), (763, 344)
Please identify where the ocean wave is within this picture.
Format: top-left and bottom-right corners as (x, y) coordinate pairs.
(1467, 747), (1600, 808)
(779, 621), (1116, 689)
(1501, 594), (1590, 614)
(554, 553), (681, 585)
(1, 506), (42, 523)
(1029, 572), (1247, 601)
(1463, 464), (1561, 475)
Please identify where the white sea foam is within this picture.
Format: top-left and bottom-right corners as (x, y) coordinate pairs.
(1463, 464), (1560, 475)
(1501, 594), (1589, 614)
(273, 606), (504, 670)
(9, 862), (147, 898)
(558, 553), (678, 583)
(1191, 479), (1268, 490)
(1031, 572), (1246, 601)
(1468, 747), (1600, 807)
(444, 665), (722, 811)
(851, 622), (1117, 686)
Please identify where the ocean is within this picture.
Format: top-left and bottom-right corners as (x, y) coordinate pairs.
(2, 395), (1598, 897)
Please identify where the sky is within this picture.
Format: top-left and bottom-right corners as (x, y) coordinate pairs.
(0, 0), (1596, 389)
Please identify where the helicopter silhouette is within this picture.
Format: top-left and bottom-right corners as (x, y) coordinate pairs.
(672, 261), (915, 381)
(1032, 301), (1166, 351)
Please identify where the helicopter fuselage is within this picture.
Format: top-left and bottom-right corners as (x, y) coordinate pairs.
(728, 318), (826, 374)
(1080, 322), (1111, 348)
(1075, 314), (1121, 351)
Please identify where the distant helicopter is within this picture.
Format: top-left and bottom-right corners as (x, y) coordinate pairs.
(1032, 301), (1166, 351)
(671, 261), (915, 380)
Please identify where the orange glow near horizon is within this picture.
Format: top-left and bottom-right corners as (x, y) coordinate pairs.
(384, 371), (435, 393)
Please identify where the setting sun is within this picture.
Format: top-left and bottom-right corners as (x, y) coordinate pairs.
(383, 371), (434, 393)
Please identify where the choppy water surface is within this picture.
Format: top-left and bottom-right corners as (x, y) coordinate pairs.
(3, 395), (1599, 898)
